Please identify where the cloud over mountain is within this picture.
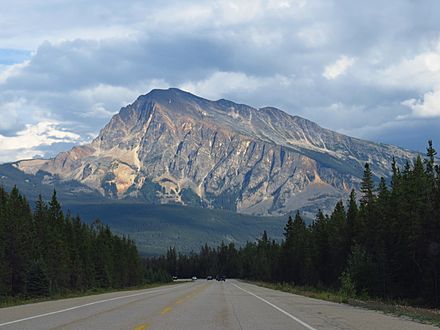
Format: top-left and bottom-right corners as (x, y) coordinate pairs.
(0, 0), (439, 162)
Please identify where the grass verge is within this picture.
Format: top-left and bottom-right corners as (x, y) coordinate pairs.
(249, 281), (440, 327)
(0, 281), (181, 309)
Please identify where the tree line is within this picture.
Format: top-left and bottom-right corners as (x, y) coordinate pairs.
(147, 141), (440, 307)
(0, 188), (144, 299)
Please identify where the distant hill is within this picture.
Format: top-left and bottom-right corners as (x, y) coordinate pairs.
(63, 202), (287, 255)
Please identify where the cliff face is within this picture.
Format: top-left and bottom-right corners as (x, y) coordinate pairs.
(11, 88), (417, 215)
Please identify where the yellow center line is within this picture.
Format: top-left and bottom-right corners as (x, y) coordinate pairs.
(160, 306), (173, 315)
(136, 282), (210, 328)
(174, 283), (208, 303)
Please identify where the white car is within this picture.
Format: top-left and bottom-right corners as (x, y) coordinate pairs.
(191, 276), (197, 281)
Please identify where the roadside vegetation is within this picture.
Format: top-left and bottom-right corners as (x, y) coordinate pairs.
(0, 188), (170, 307)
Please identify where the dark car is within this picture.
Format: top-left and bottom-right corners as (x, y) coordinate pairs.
(207, 275), (213, 280)
(219, 275), (226, 281)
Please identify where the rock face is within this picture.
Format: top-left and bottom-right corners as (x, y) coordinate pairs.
(12, 88), (417, 216)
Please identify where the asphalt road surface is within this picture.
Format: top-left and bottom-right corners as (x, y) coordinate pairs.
(0, 280), (437, 329)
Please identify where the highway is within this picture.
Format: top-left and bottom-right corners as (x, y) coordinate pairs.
(0, 280), (436, 329)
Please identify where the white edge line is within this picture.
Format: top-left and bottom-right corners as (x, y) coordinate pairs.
(232, 283), (317, 330)
(0, 285), (177, 327)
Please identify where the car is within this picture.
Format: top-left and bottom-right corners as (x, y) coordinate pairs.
(207, 275), (213, 280)
(191, 276), (197, 281)
(219, 275), (226, 281)
(172, 276), (178, 280)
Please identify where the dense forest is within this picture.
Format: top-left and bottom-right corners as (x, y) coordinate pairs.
(0, 188), (144, 299)
(147, 141), (440, 307)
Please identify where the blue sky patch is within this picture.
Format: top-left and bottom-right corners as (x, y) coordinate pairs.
(0, 48), (31, 65)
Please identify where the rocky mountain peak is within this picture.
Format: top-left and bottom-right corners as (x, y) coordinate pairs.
(7, 89), (419, 216)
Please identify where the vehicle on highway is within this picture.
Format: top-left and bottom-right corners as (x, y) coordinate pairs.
(216, 275), (226, 281)
(192, 276), (197, 281)
(172, 276), (178, 280)
(207, 275), (213, 280)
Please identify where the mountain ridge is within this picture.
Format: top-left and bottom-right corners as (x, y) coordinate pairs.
(1, 88), (418, 216)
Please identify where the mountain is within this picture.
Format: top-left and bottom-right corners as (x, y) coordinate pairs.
(0, 88), (417, 217)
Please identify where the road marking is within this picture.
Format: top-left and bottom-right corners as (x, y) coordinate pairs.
(160, 306), (172, 315)
(232, 283), (317, 330)
(159, 282), (209, 318)
(0, 286), (178, 328)
(134, 323), (150, 330)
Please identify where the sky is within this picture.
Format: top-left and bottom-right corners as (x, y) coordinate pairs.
(1, 0), (440, 163)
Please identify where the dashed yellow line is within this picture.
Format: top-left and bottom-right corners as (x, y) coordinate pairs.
(160, 306), (173, 315)
(134, 283), (210, 329)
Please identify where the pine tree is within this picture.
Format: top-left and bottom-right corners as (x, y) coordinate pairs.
(283, 216), (294, 240)
(0, 186), (9, 295)
(328, 201), (347, 286)
(33, 195), (48, 261)
(46, 190), (69, 292)
(426, 140), (437, 177)
(346, 189), (358, 248)
(360, 163), (375, 206)
(255, 231), (271, 281)
(26, 259), (49, 297)
(281, 211), (308, 284)
(5, 187), (33, 295)
(166, 247), (178, 277)
(310, 210), (329, 285)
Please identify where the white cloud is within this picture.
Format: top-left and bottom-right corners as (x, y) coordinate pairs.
(297, 24), (328, 48)
(180, 71), (293, 100)
(323, 56), (356, 80)
(180, 72), (264, 99)
(0, 60), (30, 83)
(0, 99), (22, 130)
(0, 97), (52, 133)
(0, 121), (81, 162)
(377, 47), (440, 91)
(401, 88), (440, 118)
(0, 121), (80, 151)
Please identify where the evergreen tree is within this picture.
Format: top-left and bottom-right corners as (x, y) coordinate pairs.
(281, 211), (308, 284)
(426, 140), (437, 177)
(346, 189), (358, 248)
(4, 187), (32, 295)
(309, 210), (329, 285)
(48, 191), (71, 292)
(0, 186), (8, 295)
(360, 163), (375, 206)
(26, 259), (50, 297)
(327, 201), (347, 286)
(166, 247), (178, 276)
